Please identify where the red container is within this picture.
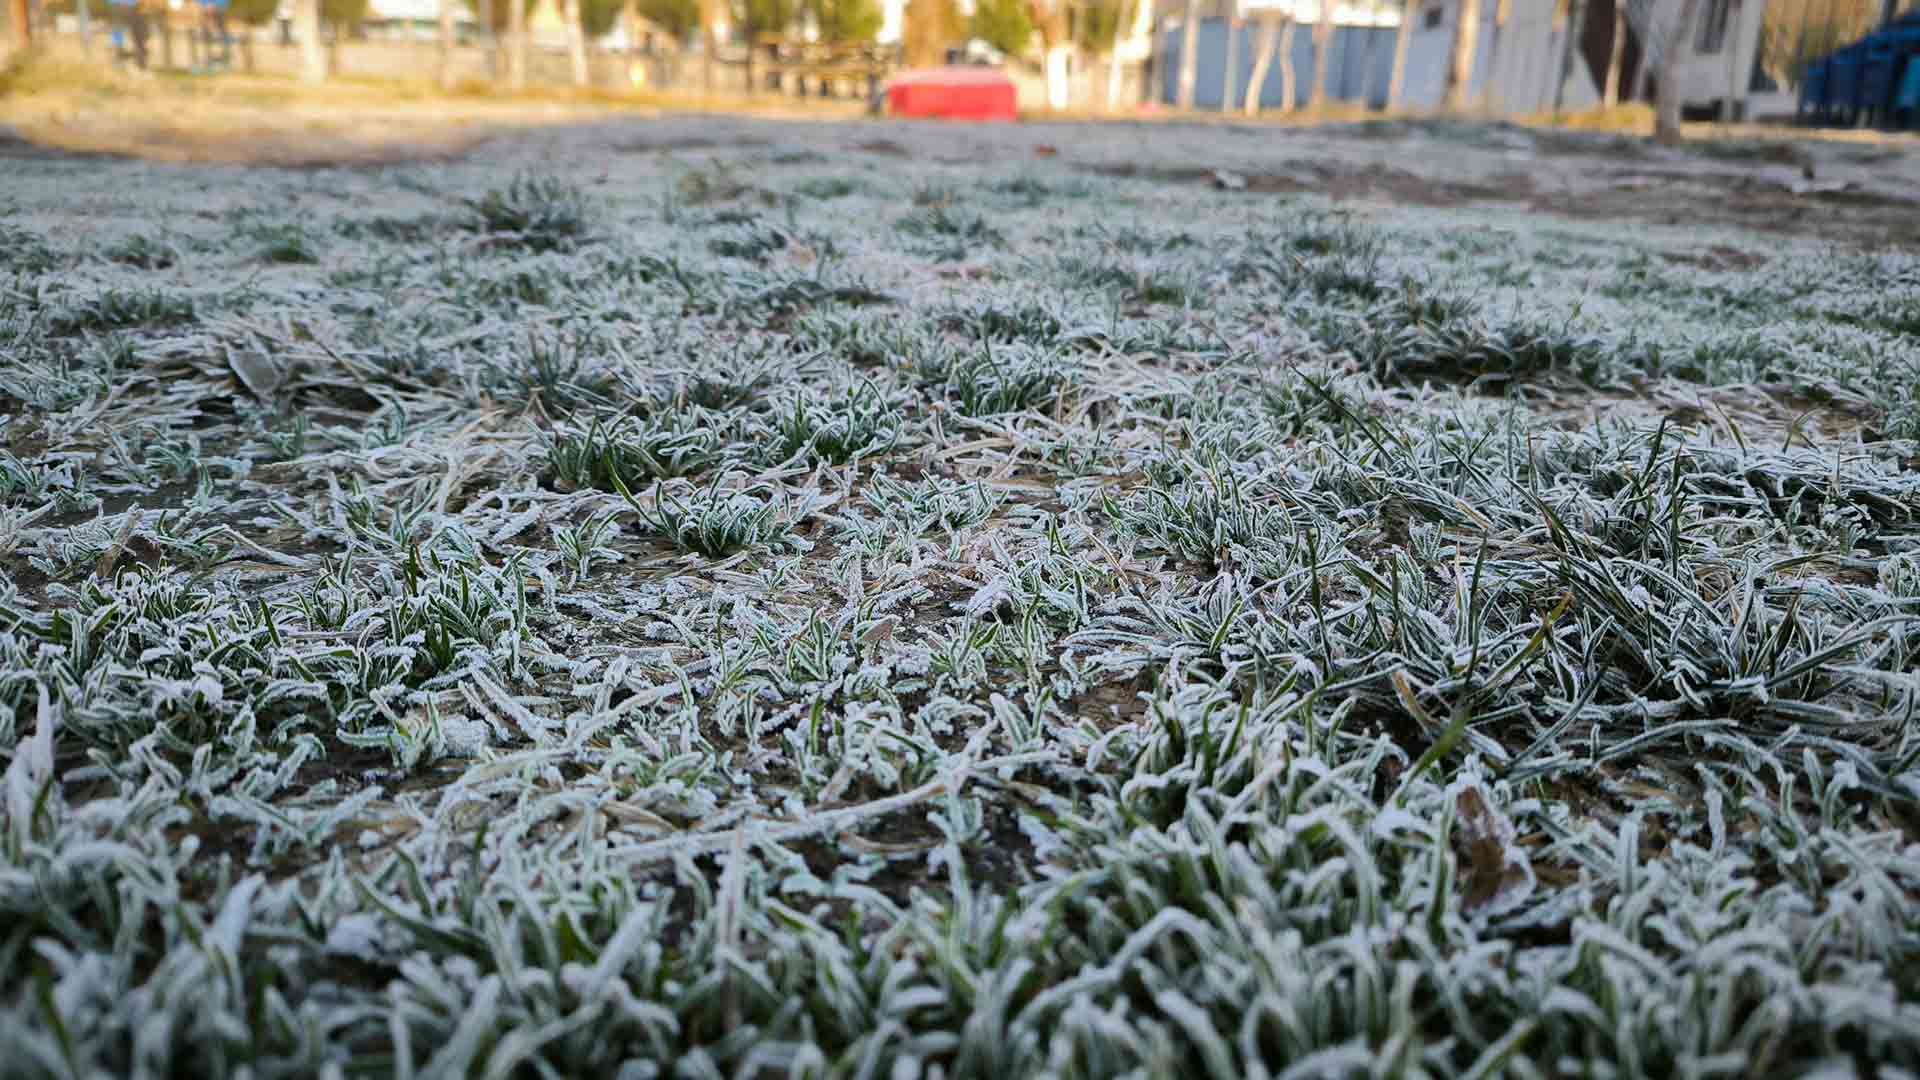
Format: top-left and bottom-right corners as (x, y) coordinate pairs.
(886, 66), (1018, 121)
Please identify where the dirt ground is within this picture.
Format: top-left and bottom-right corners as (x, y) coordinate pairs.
(5, 58), (1920, 246)
(0, 58), (870, 166)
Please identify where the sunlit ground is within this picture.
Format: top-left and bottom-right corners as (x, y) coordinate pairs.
(4, 63), (1920, 1075)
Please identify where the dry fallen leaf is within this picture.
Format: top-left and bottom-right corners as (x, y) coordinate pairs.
(839, 831), (940, 856)
(601, 802), (679, 834)
(1452, 780), (1536, 918)
(227, 350), (285, 399)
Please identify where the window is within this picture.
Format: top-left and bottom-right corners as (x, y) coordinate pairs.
(1695, 0), (1738, 54)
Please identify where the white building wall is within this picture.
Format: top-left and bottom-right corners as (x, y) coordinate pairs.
(1654, 0), (1768, 110)
(1408, 0), (1765, 113)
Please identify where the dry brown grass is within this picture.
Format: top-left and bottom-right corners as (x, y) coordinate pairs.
(8, 47), (1917, 168)
(1525, 98), (1920, 151)
(0, 50), (868, 165)
(1520, 101), (1658, 133)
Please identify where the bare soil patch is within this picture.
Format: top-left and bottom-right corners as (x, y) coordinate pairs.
(1661, 244), (1768, 271)
(1530, 182), (1920, 248)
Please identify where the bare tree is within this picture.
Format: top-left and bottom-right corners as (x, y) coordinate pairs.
(1029, 0), (1072, 109)
(1221, 4), (1239, 112)
(1309, 0), (1332, 108)
(1243, 11), (1283, 115)
(1387, 0), (1420, 109)
(296, 0), (326, 81)
(482, 0), (498, 79)
(700, 0), (718, 91)
(7, 0), (29, 49)
(622, 0), (644, 88)
(1480, 0), (1509, 110)
(902, 0), (956, 68)
(1113, 0), (1154, 109)
(1277, 15), (1296, 108)
(509, 0), (528, 89)
(1721, 0), (1741, 123)
(1625, 0), (1658, 100)
(1553, 0), (1586, 112)
(1177, 0), (1200, 109)
(566, 0), (589, 85)
(1445, 0), (1482, 109)
(1654, 0), (1702, 142)
(1602, 2), (1625, 106)
(440, 0), (459, 90)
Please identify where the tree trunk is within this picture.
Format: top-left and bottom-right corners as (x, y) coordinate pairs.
(1176, 0), (1200, 109)
(1045, 43), (1071, 109)
(1633, 0), (1657, 104)
(510, 0), (528, 90)
(1654, 0), (1702, 143)
(904, 0), (959, 68)
(624, 0), (643, 91)
(1445, 0), (1480, 109)
(1554, 0), (1585, 112)
(1129, 0), (1153, 52)
(1244, 14), (1279, 115)
(566, 0), (588, 85)
(1603, 3), (1625, 106)
(8, 0), (29, 49)
(1309, 0), (1332, 109)
(440, 0), (458, 89)
(78, 0), (92, 56)
(701, 0), (717, 91)
(1721, 0), (1740, 123)
(1106, 0), (1127, 111)
(296, 0), (324, 81)
(1481, 0), (1509, 110)
(1387, 0), (1418, 109)
(1277, 17), (1296, 109)
(1221, 12), (1239, 112)
(482, 0), (497, 79)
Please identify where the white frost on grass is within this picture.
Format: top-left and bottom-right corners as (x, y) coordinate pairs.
(1, 115), (1919, 1077)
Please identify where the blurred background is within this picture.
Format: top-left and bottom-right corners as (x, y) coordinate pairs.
(3, 0), (1918, 123)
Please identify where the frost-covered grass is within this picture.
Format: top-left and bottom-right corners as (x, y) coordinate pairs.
(3, 118), (1920, 1077)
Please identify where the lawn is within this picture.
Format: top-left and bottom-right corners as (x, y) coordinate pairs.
(3, 111), (1920, 1076)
